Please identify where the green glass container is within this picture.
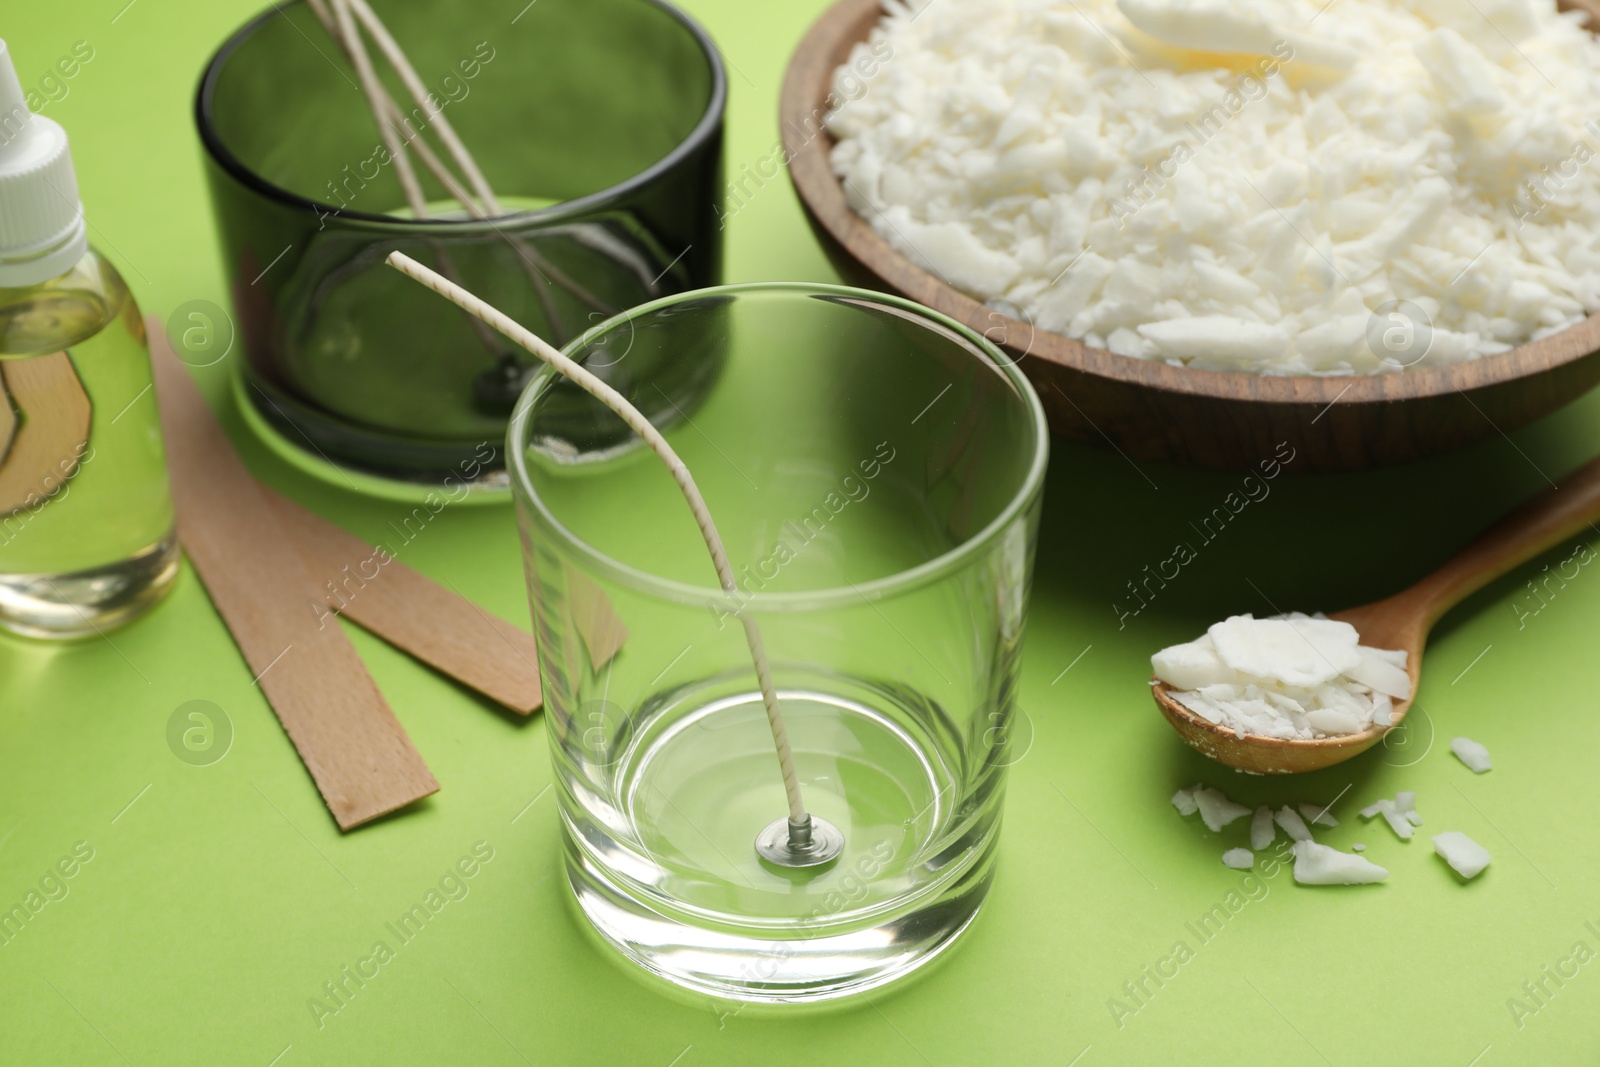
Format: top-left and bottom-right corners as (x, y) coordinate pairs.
(196, 0), (727, 486)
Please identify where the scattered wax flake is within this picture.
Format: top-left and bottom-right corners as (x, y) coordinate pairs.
(1194, 787), (1252, 832)
(1451, 737), (1493, 773)
(1292, 840), (1390, 885)
(1352, 843), (1366, 852)
(1381, 803), (1415, 841)
(1382, 811), (1416, 840)
(1250, 805), (1276, 851)
(1222, 848), (1254, 870)
(1274, 806), (1313, 842)
(1356, 790), (1420, 838)
(1356, 796), (1416, 840)
(1396, 791), (1424, 826)
(1432, 832), (1492, 879)
(1171, 786), (1198, 816)
(1297, 802), (1339, 827)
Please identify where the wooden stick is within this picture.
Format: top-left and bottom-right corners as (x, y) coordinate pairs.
(306, 0), (582, 341)
(147, 314), (621, 717)
(566, 566), (629, 673)
(0, 372), (14, 465)
(313, 0), (632, 348)
(386, 252), (811, 826)
(328, 0), (427, 216)
(263, 484), (549, 714)
(344, 0), (503, 215)
(384, 98), (485, 216)
(149, 326), (438, 830)
(0, 353), (91, 515)
(323, 1), (584, 332)
(304, 0), (507, 357)
(305, 0), (485, 217)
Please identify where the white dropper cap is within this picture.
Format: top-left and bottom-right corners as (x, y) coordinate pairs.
(0, 39), (87, 288)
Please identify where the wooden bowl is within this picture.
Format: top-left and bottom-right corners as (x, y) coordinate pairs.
(781, 0), (1600, 472)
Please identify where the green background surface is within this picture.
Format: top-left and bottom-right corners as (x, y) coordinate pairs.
(4, 2), (1600, 1064)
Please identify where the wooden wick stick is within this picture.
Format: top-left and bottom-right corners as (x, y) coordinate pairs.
(309, 0), (621, 341)
(328, 0), (427, 215)
(305, 0), (486, 217)
(307, 0), (569, 339)
(335, 0), (596, 333)
(386, 251), (810, 827)
(345, 0), (502, 215)
(307, 0), (504, 355)
(387, 101), (485, 216)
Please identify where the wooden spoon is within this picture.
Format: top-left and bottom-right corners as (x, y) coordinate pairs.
(1154, 454), (1600, 773)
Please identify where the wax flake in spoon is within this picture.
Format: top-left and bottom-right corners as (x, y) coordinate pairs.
(1153, 614), (1410, 741)
(1150, 635), (1243, 690)
(1344, 647), (1413, 704)
(1208, 614), (1361, 688)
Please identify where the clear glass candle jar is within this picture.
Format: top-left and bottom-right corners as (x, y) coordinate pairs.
(510, 284), (1048, 1001)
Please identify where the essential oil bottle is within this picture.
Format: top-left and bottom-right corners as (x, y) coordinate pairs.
(0, 40), (177, 638)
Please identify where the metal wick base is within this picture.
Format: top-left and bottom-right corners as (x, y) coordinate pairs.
(755, 814), (845, 869)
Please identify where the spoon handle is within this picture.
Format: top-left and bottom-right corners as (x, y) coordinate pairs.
(1406, 454), (1600, 624)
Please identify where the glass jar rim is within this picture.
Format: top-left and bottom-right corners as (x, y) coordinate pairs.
(507, 282), (1051, 612)
(193, 0), (728, 230)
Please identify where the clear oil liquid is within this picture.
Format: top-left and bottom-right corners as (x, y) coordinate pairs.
(0, 249), (178, 638)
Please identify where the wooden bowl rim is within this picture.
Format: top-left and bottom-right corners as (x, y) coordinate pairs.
(780, 0), (1600, 408)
